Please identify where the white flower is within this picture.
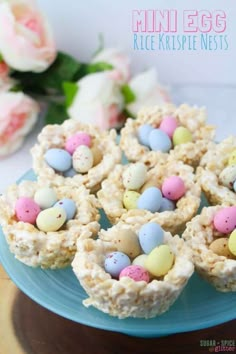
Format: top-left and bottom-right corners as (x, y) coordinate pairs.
(126, 68), (170, 117)
(92, 48), (130, 84)
(0, 91), (39, 157)
(0, 0), (56, 72)
(68, 72), (124, 130)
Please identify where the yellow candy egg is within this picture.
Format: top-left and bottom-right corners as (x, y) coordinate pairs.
(113, 229), (141, 259)
(172, 127), (193, 146)
(228, 150), (236, 166)
(209, 237), (234, 258)
(91, 145), (103, 166)
(228, 230), (236, 256)
(36, 207), (66, 232)
(145, 244), (175, 277)
(123, 190), (140, 210)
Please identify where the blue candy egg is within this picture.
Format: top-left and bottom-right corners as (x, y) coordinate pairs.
(104, 251), (131, 278)
(54, 198), (77, 221)
(64, 167), (77, 178)
(138, 124), (153, 147)
(148, 129), (172, 152)
(137, 187), (162, 213)
(138, 222), (164, 254)
(159, 198), (175, 212)
(45, 148), (72, 172)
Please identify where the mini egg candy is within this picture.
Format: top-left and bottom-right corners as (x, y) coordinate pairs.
(213, 206), (236, 234)
(90, 145), (103, 166)
(137, 187), (162, 213)
(34, 187), (57, 210)
(172, 126), (192, 146)
(162, 176), (186, 201)
(65, 132), (91, 154)
(104, 251), (131, 278)
(145, 244), (175, 277)
(54, 198), (76, 221)
(159, 116), (178, 138)
(234, 180), (236, 193)
(113, 229), (141, 258)
(138, 124), (153, 147)
(228, 150), (236, 166)
(138, 222), (164, 254)
(228, 230), (236, 256)
(45, 148), (72, 172)
(123, 162), (147, 190)
(159, 197), (175, 212)
(219, 165), (236, 189)
(63, 167), (77, 178)
(119, 265), (150, 283)
(209, 237), (234, 258)
(148, 129), (172, 152)
(132, 254), (148, 268)
(73, 145), (94, 173)
(123, 190), (140, 210)
(15, 197), (41, 224)
(36, 207), (67, 232)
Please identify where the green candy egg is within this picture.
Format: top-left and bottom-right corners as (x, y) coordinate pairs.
(36, 207), (66, 232)
(132, 254), (148, 268)
(228, 150), (236, 166)
(123, 190), (140, 210)
(172, 126), (193, 146)
(145, 244), (175, 277)
(228, 230), (236, 256)
(34, 187), (57, 209)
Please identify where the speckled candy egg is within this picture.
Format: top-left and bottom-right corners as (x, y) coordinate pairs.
(15, 197), (41, 224)
(137, 187), (162, 213)
(123, 163), (147, 190)
(119, 265), (150, 282)
(123, 190), (140, 210)
(145, 244), (175, 277)
(209, 237), (234, 258)
(113, 229), (141, 259)
(138, 124), (153, 147)
(219, 165), (236, 190)
(90, 145), (103, 166)
(65, 132), (91, 154)
(73, 145), (94, 173)
(36, 207), (67, 232)
(228, 150), (236, 166)
(213, 207), (236, 234)
(34, 187), (57, 210)
(54, 198), (76, 221)
(148, 129), (172, 152)
(159, 116), (178, 138)
(162, 176), (186, 201)
(172, 127), (192, 146)
(138, 222), (164, 254)
(44, 148), (72, 172)
(104, 251), (131, 278)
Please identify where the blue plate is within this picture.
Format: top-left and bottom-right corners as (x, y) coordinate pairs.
(0, 170), (235, 338)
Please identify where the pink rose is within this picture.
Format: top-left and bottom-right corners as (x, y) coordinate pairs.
(92, 48), (131, 84)
(0, 0), (56, 72)
(68, 72), (124, 130)
(0, 91), (39, 157)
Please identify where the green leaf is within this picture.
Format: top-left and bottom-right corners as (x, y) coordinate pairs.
(121, 84), (136, 104)
(12, 51), (81, 95)
(86, 61), (113, 74)
(0, 53), (4, 62)
(45, 102), (69, 125)
(62, 81), (78, 108)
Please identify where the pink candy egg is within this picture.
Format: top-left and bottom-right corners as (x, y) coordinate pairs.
(15, 197), (41, 224)
(119, 265), (150, 282)
(162, 176), (186, 201)
(159, 116), (178, 138)
(65, 132), (92, 155)
(213, 206), (236, 234)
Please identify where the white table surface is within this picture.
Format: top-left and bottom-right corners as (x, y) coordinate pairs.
(0, 85), (235, 193)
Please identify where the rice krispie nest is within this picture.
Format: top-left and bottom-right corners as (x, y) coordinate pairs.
(31, 120), (121, 192)
(97, 160), (201, 234)
(197, 136), (236, 206)
(72, 223), (194, 318)
(0, 180), (100, 269)
(120, 103), (215, 167)
(182, 206), (236, 292)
